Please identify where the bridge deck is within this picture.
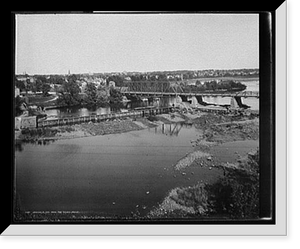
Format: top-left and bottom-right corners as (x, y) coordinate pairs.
(122, 91), (259, 98)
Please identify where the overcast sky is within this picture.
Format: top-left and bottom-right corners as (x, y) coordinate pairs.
(16, 13), (259, 75)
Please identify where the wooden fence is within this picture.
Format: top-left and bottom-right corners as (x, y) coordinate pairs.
(37, 107), (173, 128)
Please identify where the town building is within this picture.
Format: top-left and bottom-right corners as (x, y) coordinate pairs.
(15, 87), (20, 97)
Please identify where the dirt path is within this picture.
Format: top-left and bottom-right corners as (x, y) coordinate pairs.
(43, 95), (58, 103)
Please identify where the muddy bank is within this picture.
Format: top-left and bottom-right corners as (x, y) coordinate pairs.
(202, 119), (259, 143)
(79, 119), (143, 136)
(170, 112), (259, 171)
(15, 117), (156, 142)
(189, 112), (259, 148)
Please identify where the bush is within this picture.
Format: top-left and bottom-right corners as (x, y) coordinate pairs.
(147, 115), (158, 122)
(21, 127), (58, 138)
(205, 150), (259, 219)
(172, 183), (209, 215)
(159, 149), (260, 219)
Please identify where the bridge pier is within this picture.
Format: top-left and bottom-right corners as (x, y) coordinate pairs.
(179, 95), (188, 102)
(187, 96), (198, 106)
(230, 96), (250, 109)
(122, 91), (258, 110)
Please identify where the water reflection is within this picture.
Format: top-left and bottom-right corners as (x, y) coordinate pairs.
(154, 123), (193, 136)
(15, 139), (55, 152)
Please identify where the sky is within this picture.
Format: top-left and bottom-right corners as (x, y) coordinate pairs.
(15, 13), (259, 75)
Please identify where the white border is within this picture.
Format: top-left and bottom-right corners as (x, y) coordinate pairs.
(274, 0), (287, 236)
(0, 222), (287, 236)
(3, 4), (287, 236)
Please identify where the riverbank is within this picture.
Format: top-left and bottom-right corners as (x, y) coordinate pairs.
(148, 149), (259, 219)
(16, 110), (259, 153)
(147, 111), (259, 219)
(173, 111), (259, 174)
(15, 117), (157, 142)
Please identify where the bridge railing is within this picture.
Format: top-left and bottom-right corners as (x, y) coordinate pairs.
(122, 90), (259, 97)
(235, 91), (259, 97)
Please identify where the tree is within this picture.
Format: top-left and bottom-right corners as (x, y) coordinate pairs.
(33, 75), (47, 93)
(57, 75), (81, 106)
(109, 88), (123, 104)
(35, 79), (43, 93)
(205, 150), (259, 219)
(106, 75), (124, 87)
(25, 79), (32, 93)
(84, 83), (98, 106)
(15, 78), (25, 92)
(15, 95), (27, 116)
(42, 83), (51, 96)
(96, 86), (109, 105)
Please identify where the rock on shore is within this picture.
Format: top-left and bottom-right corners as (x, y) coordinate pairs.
(174, 151), (210, 171)
(147, 183), (209, 218)
(80, 119), (144, 136)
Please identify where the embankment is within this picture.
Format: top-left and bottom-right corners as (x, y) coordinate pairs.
(16, 117), (156, 142)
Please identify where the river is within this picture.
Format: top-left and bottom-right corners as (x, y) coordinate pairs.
(15, 78), (259, 219)
(15, 123), (223, 217)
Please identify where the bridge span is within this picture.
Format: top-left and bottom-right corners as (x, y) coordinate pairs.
(120, 89), (259, 109)
(120, 90), (259, 98)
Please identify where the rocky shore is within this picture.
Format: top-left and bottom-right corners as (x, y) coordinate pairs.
(148, 110), (260, 219)
(148, 149), (259, 219)
(174, 151), (210, 171)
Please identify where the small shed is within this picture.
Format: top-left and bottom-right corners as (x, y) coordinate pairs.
(20, 116), (37, 129)
(15, 117), (22, 130)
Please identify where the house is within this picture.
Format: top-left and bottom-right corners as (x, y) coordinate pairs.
(124, 76), (132, 81)
(16, 75), (27, 82)
(80, 82), (87, 93)
(15, 87), (20, 97)
(108, 81), (115, 88)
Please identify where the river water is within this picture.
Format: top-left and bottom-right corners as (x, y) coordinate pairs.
(15, 78), (259, 218)
(15, 124), (224, 217)
(201, 80), (259, 110)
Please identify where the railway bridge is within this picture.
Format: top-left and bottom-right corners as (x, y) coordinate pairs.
(119, 81), (259, 108)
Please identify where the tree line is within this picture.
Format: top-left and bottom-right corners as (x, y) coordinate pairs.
(15, 75), (51, 96)
(55, 75), (123, 107)
(15, 74), (124, 110)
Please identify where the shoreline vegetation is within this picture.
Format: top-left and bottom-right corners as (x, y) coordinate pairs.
(15, 73), (258, 114)
(15, 109), (259, 221)
(147, 149), (259, 219)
